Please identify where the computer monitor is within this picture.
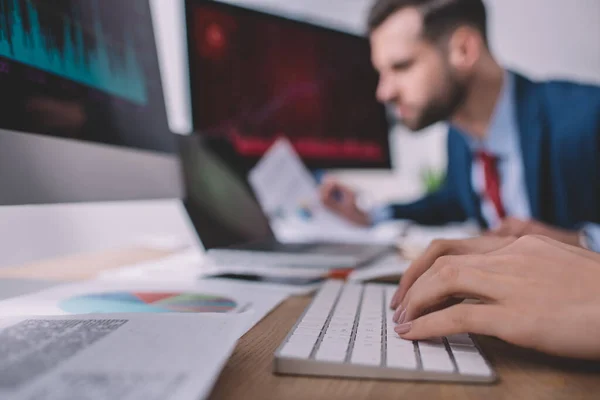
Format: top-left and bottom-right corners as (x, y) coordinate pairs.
(185, 0), (392, 171)
(0, 0), (182, 205)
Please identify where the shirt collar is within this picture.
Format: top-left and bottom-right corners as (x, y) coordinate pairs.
(464, 71), (516, 158)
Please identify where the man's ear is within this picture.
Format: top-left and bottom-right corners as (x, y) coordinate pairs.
(447, 26), (484, 72)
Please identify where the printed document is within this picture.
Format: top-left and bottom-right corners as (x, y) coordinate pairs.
(0, 312), (250, 400)
(0, 279), (286, 337)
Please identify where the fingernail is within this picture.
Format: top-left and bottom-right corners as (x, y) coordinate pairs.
(398, 309), (407, 325)
(394, 322), (412, 335)
(392, 305), (403, 323)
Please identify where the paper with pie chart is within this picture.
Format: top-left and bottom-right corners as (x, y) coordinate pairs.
(59, 291), (240, 314)
(0, 279), (287, 338)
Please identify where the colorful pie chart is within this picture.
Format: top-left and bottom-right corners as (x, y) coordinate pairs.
(59, 292), (238, 314)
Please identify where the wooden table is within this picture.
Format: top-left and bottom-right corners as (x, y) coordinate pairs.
(2, 249), (600, 399)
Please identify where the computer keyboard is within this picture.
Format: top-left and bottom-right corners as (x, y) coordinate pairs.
(274, 280), (496, 383)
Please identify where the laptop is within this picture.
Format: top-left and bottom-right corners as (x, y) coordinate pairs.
(179, 135), (390, 269)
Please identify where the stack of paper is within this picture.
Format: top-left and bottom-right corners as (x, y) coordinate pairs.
(0, 278), (290, 399)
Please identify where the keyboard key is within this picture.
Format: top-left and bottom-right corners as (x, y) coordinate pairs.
(326, 328), (353, 337)
(418, 344), (455, 373)
(316, 342), (348, 363)
(280, 342), (314, 359)
(387, 345), (417, 370)
(315, 350), (346, 363)
(354, 341), (381, 351)
(287, 336), (318, 348)
(453, 351), (493, 377)
(351, 349), (381, 366)
(387, 336), (414, 349)
(293, 327), (322, 337)
(321, 336), (350, 345)
(446, 333), (475, 347)
(418, 340), (447, 352)
(355, 334), (381, 344)
(449, 343), (479, 353)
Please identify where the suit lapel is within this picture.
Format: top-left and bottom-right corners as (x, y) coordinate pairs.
(514, 74), (545, 220)
(447, 127), (482, 224)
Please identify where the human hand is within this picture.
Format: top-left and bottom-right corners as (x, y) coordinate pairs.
(394, 236), (600, 360)
(389, 236), (517, 310)
(319, 176), (370, 226)
(489, 217), (580, 247)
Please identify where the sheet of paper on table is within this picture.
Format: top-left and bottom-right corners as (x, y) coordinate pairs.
(0, 312), (252, 400)
(0, 278), (287, 336)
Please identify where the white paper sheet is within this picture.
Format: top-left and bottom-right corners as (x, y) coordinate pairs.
(0, 279), (286, 337)
(0, 312), (250, 400)
(248, 138), (403, 244)
(248, 137), (320, 219)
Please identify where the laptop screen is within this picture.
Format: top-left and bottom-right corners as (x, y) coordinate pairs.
(179, 135), (275, 249)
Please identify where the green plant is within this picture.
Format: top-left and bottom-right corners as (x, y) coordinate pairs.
(420, 167), (446, 194)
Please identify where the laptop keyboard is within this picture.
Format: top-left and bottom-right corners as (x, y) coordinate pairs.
(274, 280), (495, 383)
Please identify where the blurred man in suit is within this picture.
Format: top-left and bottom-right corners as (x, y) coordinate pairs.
(321, 0), (600, 249)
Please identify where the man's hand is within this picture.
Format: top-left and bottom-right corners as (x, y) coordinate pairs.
(319, 177), (370, 226)
(489, 217), (580, 246)
(389, 236), (517, 310)
(393, 236), (600, 360)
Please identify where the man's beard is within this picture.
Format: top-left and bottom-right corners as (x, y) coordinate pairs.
(402, 71), (468, 132)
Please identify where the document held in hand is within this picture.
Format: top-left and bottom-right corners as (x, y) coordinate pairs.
(248, 138), (401, 244)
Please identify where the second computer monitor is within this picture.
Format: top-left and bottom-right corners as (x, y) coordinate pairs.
(185, 0), (391, 170)
(0, 0), (182, 206)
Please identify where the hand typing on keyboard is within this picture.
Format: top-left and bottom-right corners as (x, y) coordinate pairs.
(275, 281), (495, 382)
(394, 235), (600, 361)
(390, 236), (517, 309)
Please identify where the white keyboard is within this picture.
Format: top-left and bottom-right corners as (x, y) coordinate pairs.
(274, 280), (496, 383)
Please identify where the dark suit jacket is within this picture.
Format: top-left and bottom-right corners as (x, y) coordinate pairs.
(390, 73), (600, 229)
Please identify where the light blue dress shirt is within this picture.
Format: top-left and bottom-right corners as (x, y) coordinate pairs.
(582, 224), (600, 252)
(466, 72), (532, 224)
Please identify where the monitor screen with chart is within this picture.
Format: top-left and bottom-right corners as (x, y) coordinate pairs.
(0, 0), (182, 205)
(185, 0), (392, 170)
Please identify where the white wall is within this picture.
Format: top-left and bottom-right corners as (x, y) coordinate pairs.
(486, 0), (600, 84)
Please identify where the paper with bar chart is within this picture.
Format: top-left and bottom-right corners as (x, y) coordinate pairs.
(0, 279), (288, 338)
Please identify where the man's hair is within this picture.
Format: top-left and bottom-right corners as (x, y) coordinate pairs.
(367, 0), (488, 46)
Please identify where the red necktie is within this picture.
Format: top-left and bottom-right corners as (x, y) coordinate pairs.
(475, 150), (506, 219)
